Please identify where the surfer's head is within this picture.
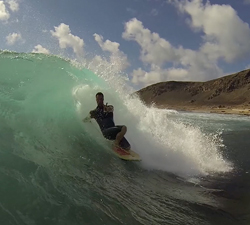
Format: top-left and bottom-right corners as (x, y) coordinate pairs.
(96, 92), (104, 106)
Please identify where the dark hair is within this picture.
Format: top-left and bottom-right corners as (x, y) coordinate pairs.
(96, 92), (104, 97)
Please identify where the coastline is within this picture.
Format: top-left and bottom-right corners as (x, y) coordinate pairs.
(136, 69), (250, 118)
(157, 105), (250, 117)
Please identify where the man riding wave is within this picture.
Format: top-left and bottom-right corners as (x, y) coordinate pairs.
(83, 92), (129, 149)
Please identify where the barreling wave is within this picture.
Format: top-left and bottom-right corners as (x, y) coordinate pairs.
(0, 50), (233, 178)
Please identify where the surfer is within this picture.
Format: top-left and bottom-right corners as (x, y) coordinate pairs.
(83, 92), (127, 148)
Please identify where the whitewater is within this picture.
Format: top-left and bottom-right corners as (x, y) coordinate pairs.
(1, 51), (250, 225)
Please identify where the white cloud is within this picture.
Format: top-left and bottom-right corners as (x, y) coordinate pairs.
(172, 0), (250, 63)
(50, 23), (84, 56)
(7, 0), (19, 12)
(32, 45), (50, 54)
(6, 32), (23, 45)
(131, 60), (222, 86)
(122, 17), (223, 85)
(131, 67), (190, 86)
(0, 0), (19, 22)
(0, 1), (10, 21)
(122, 18), (179, 67)
(244, 0), (250, 4)
(122, 0), (250, 86)
(151, 9), (158, 16)
(93, 33), (129, 70)
(131, 67), (162, 85)
(123, 18), (212, 85)
(94, 33), (120, 54)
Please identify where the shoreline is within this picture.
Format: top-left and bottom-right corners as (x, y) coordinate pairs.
(157, 105), (250, 117)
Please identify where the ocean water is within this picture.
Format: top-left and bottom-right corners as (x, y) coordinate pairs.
(0, 51), (249, 225)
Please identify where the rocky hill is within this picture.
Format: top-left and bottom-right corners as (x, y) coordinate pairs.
(136, 69), (250, 115)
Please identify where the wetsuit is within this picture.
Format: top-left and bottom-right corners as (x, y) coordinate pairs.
(90, 105), (123, 140)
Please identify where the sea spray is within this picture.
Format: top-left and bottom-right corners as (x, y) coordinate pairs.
(73, 76), (233, 177)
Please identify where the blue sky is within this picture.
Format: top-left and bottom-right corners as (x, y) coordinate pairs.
(1, 0), (250, 89)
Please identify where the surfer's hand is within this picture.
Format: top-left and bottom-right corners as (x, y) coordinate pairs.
(103, 103), (108, 111)
(83, 118), (90, 122)
(105, 105), (114, 112)
(83, 115), (91, 122)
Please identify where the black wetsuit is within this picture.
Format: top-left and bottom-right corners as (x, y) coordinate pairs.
(90, 105), (123, 140)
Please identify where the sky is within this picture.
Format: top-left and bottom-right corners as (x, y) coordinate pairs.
(1, 0), (250, 89)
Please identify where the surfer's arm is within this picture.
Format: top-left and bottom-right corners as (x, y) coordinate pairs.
(83, 115), (91, 122)
(83, 110), (96, 122)
(89, 110), (97, 118)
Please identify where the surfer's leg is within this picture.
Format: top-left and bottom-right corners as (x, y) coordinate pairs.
(102, 127), (122, 140)
(114, 126), (127, 147)
(102, 126), (127, 147)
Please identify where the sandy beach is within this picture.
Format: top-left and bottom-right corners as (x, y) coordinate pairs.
(160, 105), (250, 116)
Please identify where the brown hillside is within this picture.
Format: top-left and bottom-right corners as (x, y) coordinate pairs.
(136, 69), (250, 115)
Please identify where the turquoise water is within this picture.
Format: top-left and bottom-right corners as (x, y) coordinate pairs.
(0, 51), (249, 225)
